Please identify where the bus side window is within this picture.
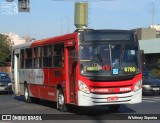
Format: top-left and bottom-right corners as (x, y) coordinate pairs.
(43, 45), (52, 67)
(53, 43), (64, 68)
(20, 49), (25, 69)
(38, 47), (42, 68)
(25, 48), (32, 68)
(12, 51), (14, 69)
(48, 45), (52, 67)
(33, 47), (42, 68)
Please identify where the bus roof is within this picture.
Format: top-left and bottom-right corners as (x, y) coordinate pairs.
(11, 32), (78, 50)
(12, 29), (135, 50)
(32, 32), (78, 47)
(12, 42), (32, 50)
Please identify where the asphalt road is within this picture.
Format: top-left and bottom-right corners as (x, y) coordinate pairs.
(0, 92), (160, 123)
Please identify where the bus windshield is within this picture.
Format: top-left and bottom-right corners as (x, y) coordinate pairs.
(80, 43), (140, 77)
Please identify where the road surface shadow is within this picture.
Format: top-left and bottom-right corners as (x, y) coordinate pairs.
(12, 95), (138, 120)
(14, 95), (136, 115)
(66, 104), (136, 115)
(14, 95), (26, 102)
(142, 93), (160, 96)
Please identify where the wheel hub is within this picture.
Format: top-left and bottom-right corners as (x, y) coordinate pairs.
(58, 94), (64, 105)
(25, 88), (28, 100)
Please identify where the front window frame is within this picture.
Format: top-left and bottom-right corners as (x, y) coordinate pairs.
(79, 42), (140, 78)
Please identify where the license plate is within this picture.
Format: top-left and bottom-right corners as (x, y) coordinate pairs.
(107, 96), (118, 101)
(152, 88), (160, 91)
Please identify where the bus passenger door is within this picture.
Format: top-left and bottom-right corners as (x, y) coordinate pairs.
(14, 50), (20, 96)
(68, 47), (76, 103)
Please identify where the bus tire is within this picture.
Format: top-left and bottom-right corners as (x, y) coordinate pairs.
(57, 89), (67, 112)
(108, 104), (120, 112)
(24, 84), (31, 103)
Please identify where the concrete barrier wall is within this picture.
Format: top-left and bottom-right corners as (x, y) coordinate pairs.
(0, 67), (11, 72)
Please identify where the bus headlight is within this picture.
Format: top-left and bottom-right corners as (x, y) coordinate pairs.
(134, 80), (142, 92)
(78, 80), (90, 94)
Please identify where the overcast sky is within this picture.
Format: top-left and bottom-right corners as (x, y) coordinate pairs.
(0, 0), (160, 40)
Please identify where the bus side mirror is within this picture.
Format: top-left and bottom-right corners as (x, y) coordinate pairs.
(72, 50), (78, 62)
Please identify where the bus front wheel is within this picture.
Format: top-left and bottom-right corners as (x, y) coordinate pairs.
(57, 89), (67, 112)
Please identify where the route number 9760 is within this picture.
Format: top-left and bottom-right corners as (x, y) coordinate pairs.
(124, 67), (136, 73)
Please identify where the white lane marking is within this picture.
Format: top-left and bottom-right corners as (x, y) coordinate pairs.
(142, 96), (160, 102)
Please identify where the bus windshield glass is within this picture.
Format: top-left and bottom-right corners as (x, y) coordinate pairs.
(80, 43), (140, 77)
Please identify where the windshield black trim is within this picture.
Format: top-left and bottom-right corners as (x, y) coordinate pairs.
(83, 74), (136, 82)
(90, 84), (133, 88)
(80, 30), (136, 42)
(79, 40), (136, 45)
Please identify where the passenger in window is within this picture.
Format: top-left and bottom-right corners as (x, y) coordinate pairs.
(34, 58), (40, 68)
(47, 47), (52, 56)
(59, 56), (64, 67)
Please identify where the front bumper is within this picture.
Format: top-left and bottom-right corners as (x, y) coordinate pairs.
(77, 89), (142, 106)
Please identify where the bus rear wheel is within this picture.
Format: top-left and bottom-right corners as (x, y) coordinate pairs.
(24, 84), (39, 103)
(24, 84), (31, 103)
(57, 89), (67, 112)
(108, 104), (120, 112)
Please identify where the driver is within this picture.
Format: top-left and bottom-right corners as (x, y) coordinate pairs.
(99, 47), (111, 71)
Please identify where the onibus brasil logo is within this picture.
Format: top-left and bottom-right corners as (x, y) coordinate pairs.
(0, 1), (18, 15)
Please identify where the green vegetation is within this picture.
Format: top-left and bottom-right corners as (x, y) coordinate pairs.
(0, 34), (11, 67)
(150, 59), (160, 79)
(151, 69), (160, 79)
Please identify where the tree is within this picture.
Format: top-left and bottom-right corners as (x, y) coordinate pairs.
(0, 34), (11, 67)
(151, 59), (160, 79)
